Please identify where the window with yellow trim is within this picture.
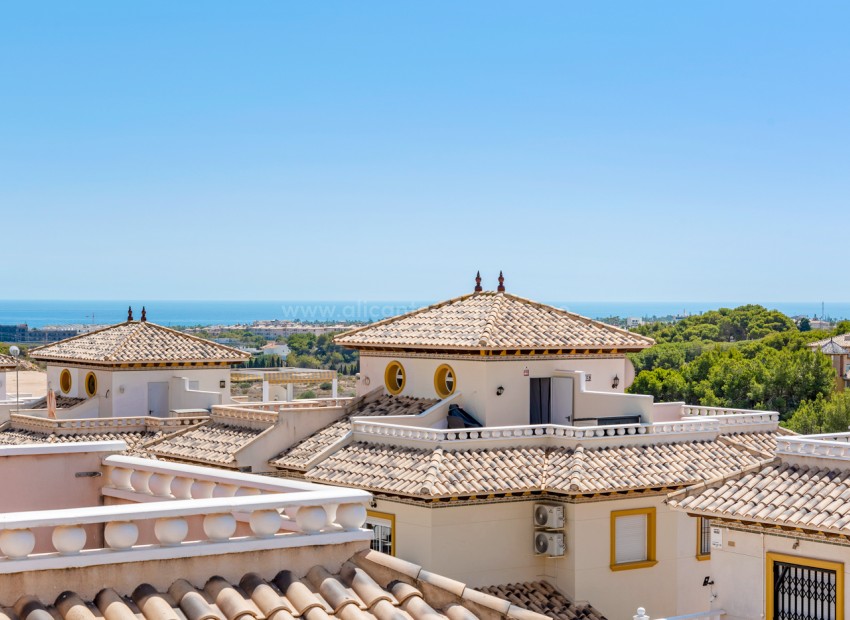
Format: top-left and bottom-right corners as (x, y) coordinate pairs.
(84, 372), (98, 398)
(766, 552), (843, 620)
(610, 507), (656, 571)
(59, 369), (72, 394)
(434, 364), (456, 398)
(384, 361), (405, 395)
(696, 516), (711, 560)
(365, 510), (395, 556)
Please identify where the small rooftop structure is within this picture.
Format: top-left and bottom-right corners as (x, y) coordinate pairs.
(0, 354), (16, 370)
(231, 367), (339, 401)
(30, 310), (249, 367)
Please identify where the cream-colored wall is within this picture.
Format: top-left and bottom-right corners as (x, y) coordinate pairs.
(371, 498), (547, 587)
(359, 355), (629, 427)
(711, 527), (850, 620)
(46, 365), (231, 417)
(372, 495), (708, 619)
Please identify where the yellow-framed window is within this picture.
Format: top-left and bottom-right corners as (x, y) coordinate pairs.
(434, 363), (456, 398)
(365, 510), (395, 556)
(766, 552), (843, 620)
(384, 361), (406, 395)
(610, 507), (657, 571)
(696, 516), (711, 561)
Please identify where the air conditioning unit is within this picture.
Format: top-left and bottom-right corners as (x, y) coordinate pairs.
(533, 503), (564, 529)
(534, 531), (565, 557)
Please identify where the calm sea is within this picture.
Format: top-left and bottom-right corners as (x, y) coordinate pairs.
(0, 300), (847, 329)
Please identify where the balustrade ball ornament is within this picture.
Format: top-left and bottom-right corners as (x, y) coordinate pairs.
(250, 510), (283, 537)
(110, 467), (133, 490)
(235, 486), (261, 497)
(148, 473), (175, 497)
(171, 477), (193, 499)
(52, 525), (87, 554)
(0, 529), (35, 559)
(295, 505), (327, 533)
(154, 517), (189, 546)
(213, 484), (238, 498)
(203, 513), (237, 541)
(191, 480), (216, 499)
(104, 521), (139, 550)
(335, 503), (367, 530)
(130, 470), (153, 494)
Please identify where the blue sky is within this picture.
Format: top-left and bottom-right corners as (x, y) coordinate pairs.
(1, 2), (847, 302)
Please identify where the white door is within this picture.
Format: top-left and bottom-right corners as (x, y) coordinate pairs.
(147, 382), (169, 417)
(550, 376), (574, 425)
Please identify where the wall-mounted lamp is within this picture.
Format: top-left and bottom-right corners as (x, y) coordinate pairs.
(612, 375), (620, 389)
(220, 380), (226, 388)
(369, 499), (378, 509)
(496, 386), (505, 396)
(118, 385), (125, 394)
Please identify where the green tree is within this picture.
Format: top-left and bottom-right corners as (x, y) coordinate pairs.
(798, 318), (811, 332)
(786, 392), (850, 434)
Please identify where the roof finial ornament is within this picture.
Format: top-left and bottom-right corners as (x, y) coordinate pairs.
(474, 271), (483, 293)
(497, 271), (505, 292)
(140, 307), (147, 322)
(127, 306), (133, 321)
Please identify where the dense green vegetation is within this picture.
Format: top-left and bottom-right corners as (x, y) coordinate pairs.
(627, 305), (847, 421)
(190, 328), (267, 349)
(632, 305), (796, 343)
(240, 354), (286, 368)
(786, 392), (850, 434)
(285, 332), (359, 375)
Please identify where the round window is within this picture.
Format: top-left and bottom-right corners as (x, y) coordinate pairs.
(59, 369), (72, 394)
(85, 372), (98, 398)
(434, 364), (456, 398)
(384, 361), (406, 395)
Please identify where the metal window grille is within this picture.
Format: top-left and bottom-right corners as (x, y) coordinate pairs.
(773, 560), (837, 620)
(698, 517), (711, 556)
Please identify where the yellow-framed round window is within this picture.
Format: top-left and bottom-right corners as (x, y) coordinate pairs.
(84, 372), (98, 398)
(434, 364), (456, 398)
(384, 361), (406, 395)
(59, 369), (72, 394)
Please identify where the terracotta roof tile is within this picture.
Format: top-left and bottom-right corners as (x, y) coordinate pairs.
(29, 321), (249, 365)
(270, 395), (438, 470)
(304, 437), (766, 498)
(0, 552), (541, 620)
(335, 291), (654, 351)
(0, 427), (166, 456)
(669, 460), (850, 536)
(146, 423), (265, 466)
(478, 581), (607, 620)
(0, 354), (16, 369)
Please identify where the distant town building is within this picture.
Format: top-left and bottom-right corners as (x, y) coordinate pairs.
(809, 333), (850, 392)
(260, 342), (290, 357)
(626, 317), (643, 328)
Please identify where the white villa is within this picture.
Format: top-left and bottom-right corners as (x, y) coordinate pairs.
(27, 307), (249, 419)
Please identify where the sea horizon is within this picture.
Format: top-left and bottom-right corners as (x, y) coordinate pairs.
(0, 299), (847, 329)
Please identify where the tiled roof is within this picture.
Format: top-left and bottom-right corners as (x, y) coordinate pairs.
(0, 354), (16, 369)
(479, 581), (607, 620)
(0, 551), (546, 620)
(305, 438), (768, 499)
(809, 333), (850, 352)
(720, 430), (793, 456)
(29, 321), (249, 364)
(146, 422), (265, 466)
(0, 428), (165, 456)
(271, 395), (439, 471)
(668, 460), (850, 535)
(335, 291), (655, 351)
(23, 395), (86, 410)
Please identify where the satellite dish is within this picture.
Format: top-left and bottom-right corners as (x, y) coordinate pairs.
(534, 532), (550, 554)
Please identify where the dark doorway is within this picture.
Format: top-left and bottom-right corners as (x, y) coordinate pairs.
(529, 378), (551, 424)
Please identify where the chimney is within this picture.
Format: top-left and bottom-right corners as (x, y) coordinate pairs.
(127, 306), (133, 321)
(140, 307), (147, 322)
(474, 271), (483, 293)
(497, 271), (505, 292)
